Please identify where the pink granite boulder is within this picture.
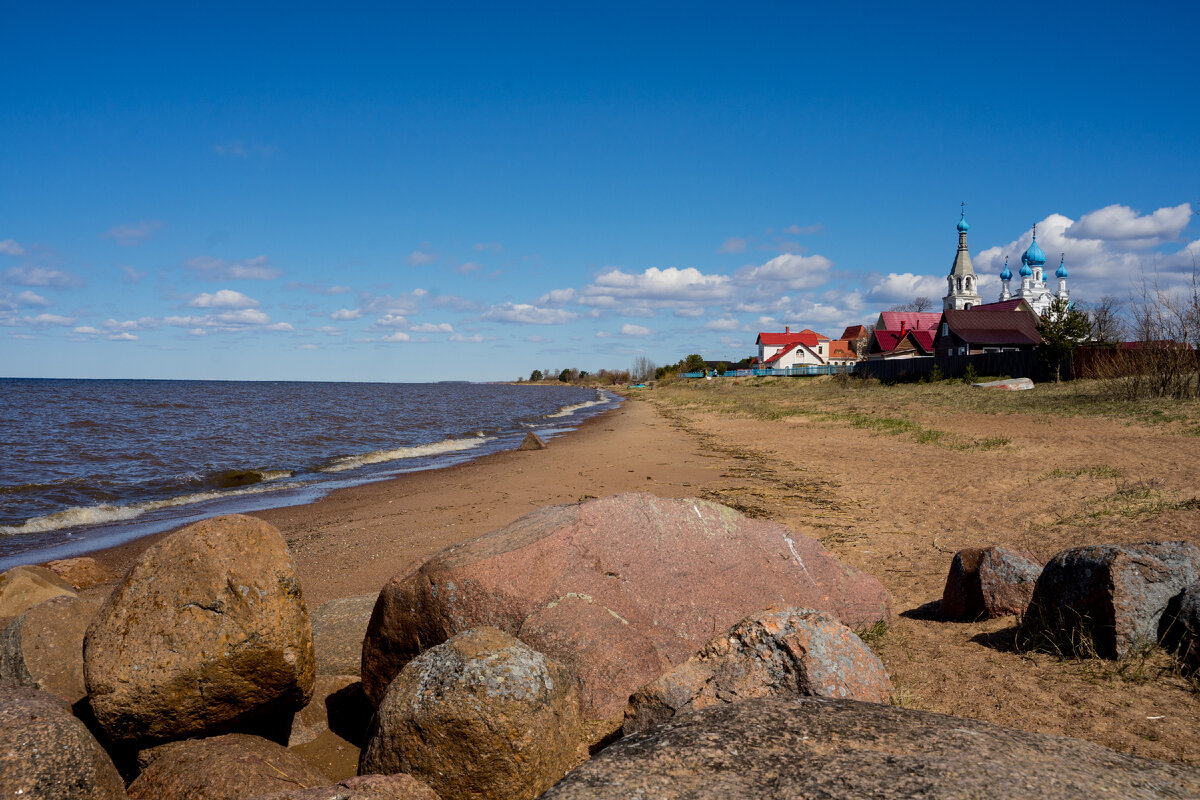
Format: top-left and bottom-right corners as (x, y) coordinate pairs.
(362, 493), (890, 718)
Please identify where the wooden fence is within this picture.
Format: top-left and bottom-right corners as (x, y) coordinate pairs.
(852, 351), (1045, 382)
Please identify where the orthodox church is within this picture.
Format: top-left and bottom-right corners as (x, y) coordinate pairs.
(998, 224), (1069, 315)
(942, 207), (1069, 316)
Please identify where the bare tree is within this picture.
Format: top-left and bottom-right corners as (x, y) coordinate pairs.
(631, 356), (657, 382)
(888, 296), (933, 312)
(1085, 296), (1127, 343)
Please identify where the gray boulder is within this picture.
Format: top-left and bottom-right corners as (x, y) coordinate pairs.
(311, 595), (375, 676)
(1021, 541), (1200, 658)
(128, 733), (329, 800)
(84, 514), (316, 745)
(941, 546), (1042, 620)
(360, 627), (584, 800)
(623, 607), (891, 736)
(0, 684), (126, 800)
(362, 493), (890, 718)
(540, 697), (1200, 800)
(0, 594), (104, 704)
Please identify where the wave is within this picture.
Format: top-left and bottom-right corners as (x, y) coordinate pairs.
(0, 480), (307, 537)
(318, 435), (495, 474)
(544, 390), (610, 419)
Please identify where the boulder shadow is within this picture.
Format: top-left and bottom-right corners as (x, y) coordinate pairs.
(899, 600), (942, 621)
(970, 624), (1021, 654)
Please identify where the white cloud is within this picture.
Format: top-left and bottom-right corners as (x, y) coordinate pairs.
(411, 322), (454, 333)
(537, 288), (577, 306)
(673, 306), (706, 317)
(736, 253), (833, 291)
(456, 261), (484, 274)
(22, 313), (75, 327)
(784, 223), (823, 235)
(215, 308), (271, 325)
(620, 323), (651, 336)
(450, 333), (487, 342)
(187, 255), (281, 280)
(108, 332), (138, 341)
(1066, 203), (1191, 248)
(3, 266), (83, 287)
(582, 267), (732, 306)
(358, 291), (423, 316)
(266, 322), (294, 332)
(482, 303), (578, 325)
(704, 317), (741, 331)
(407, 251), (437, 266)
(103, 220), (162, 246)
(0, 239), (25, 256)
(316, 326), (343, 336)
(375, 314), (409, 328)
(331, 308), (362, 320)
(0, 289), (49, 309)
(73, 326), (102, 334)
(189, 289), (260, 309)
(865, 273), (946, 304)
(719, 237), (748, 254)
(298, 343), (318, 349)
(382, 332), (410, 342)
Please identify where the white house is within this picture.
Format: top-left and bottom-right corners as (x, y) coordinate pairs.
(755, 327), (831, 368)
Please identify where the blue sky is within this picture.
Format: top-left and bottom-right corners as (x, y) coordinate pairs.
(2, 2), (1197, 381)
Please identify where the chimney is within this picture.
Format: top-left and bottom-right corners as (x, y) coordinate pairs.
(785, 325), (790, 334)
(899, 320), (907, 336)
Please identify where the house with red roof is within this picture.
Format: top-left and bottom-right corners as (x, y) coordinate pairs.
(755, 326), (831, 368)
(874, 311), (942, 333)
(865, 319), (936, 360)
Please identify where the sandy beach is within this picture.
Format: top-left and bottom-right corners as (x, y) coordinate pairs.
(86, 379), (1200, 765)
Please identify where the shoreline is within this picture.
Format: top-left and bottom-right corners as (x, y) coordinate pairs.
(87, 395), (733, 604)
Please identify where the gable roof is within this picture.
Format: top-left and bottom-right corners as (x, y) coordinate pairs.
(757, 330), (821, 348)
(762, 339), (822, 364)
(876, 311), (941, 332)
(871, 329), (935, 354)
(940, 309), (1042, 346)
(840, 324), (869, 340)
(827, 339), (856, 359)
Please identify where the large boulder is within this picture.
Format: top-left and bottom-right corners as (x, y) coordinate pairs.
(1021, 541), (1200, 658)
(0, 594), (104, 704)
(128, 733), (329, 800)
(0, 564), (76, 618)
(311, 595), (375, 676)
(540, 697), (1200, 800)
(941, 546), (1042, 620)
(623, 607), (891, 736)
(84, 514), (316, 745)
(0, 684), (126, 800)
(360, 627), (583, 800)
(362, 493), (890, 717)
(250, 774), (440, 800)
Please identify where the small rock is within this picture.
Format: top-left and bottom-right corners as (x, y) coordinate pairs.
(43, 557), (116, 590)
(84, 514), (316, 745)
(541, 697), (1200, 800)
(250, 774), (440, 800)
(623, 607), (892, 736)
(362, 493), (890, 717)
(517, 431), (547, 450)
(129, 733), (329, 800)
(360, 627), (584, 800)
(0, 684), (126, 800)
(0, 594), (104, 704)
(311, 595), (375, 676)
(1021, 541), (1200, 658)
(941, 546), (1042, 620)
(0, 565), (76, 618)
(972, 377), (1034, 390)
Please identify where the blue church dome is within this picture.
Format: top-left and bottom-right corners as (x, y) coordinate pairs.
(1021, 226), (1046, 268)
(1056, 255), (1068, 278)
(957, 213), (969, 233)
(1000, 256), (1012, 281)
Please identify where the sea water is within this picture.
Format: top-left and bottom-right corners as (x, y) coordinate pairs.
(0, 379), (617, 568)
